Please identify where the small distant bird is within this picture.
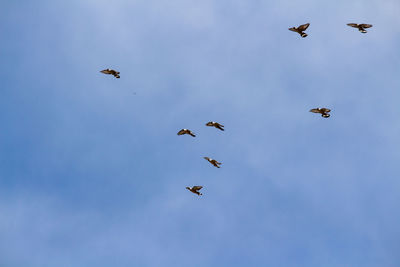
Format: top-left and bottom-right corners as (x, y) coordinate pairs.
(206, 121), (224, 131)
(347, 23), (373, 33)
(100, 69), (120, 78)
(310, 108), (331, 118)
(204, 157), (222, 168)
(186, 186), (203, 196)
(289, 23), (310, 38)
(177, 129), (196, 137)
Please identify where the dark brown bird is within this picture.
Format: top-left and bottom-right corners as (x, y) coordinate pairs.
(206, 121), (224, 131)
(100, 69), (120, 78)
(289, 23), (310, 38)
(310, 108), (331, 118)
(177, 129), (196, 137)
(186, 186), (203, 196)
(204, 157), (222, 168)
(347, 23), (373, 33)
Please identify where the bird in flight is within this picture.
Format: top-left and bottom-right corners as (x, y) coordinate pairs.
(100, 69), (120, 78)
(186, 186), (203, 196)
(347, 23), (373, 33)
(204, 157), (222, 168)
(206, 121), (224, 131)
(289, 23), (310, 38)
(177, 129), (196, 137)
(310, 108), (331, 118)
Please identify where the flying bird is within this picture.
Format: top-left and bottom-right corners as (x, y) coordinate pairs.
(100, 69), (120, 78)
(186, 186), (203, 196)
(204, 157), (222, 168)
(347, 23), (373, 33)
(206, 121), (224, 131)
(310, 108), (331, 118)
(177, 129), (196, 137)
(289, 23), (310, 38)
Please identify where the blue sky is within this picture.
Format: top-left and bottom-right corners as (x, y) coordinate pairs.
(1, 0), (400, 266)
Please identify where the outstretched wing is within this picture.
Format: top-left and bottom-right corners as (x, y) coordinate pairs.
(297, 23), (310, 31)
(177, 129), (186, 135)
(216, 125), (224, 131)
(347, 23), (358, 28)
(192, 186), (203, 191)
(288, 27), (297, 32)
(310, 108), (321, 113)
(360, 24), (372, 28)
(205, 122), (213, 126)
(100, 69), (111, 74)
(321, 108), (331, 113)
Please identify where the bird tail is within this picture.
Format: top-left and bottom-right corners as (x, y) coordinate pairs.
(301, 32), (308, 38)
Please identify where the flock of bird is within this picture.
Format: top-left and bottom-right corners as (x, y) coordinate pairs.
(177, 122), (224, 196)
(289, 22), (373, 38)
(99, 21), (372, 196)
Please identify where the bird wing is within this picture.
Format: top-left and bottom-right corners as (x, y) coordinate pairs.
(360, 24), (372, 28)
(297, 23), (310, 31)
(288, 27), (297, 32)
(206, 122), (213, 126)
(177, 129), (186, 135)
(100, 70), (111, 74)
(347, 23), (358, 28)
(192, 186), (203, 191)
(310, 108), (321, 113)
(321, 108), (331, 112)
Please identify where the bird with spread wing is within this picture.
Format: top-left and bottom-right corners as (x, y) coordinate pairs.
(206, 121), (224, 131)
(100, 69), (120, 78)
(289, 23), (310, 38)
(204, 157), (222, 168)
(347, 23), (373, 33)
(310, 108), (331, 118)
(177, 129), (196, 137)
(186, 186), (203, 196)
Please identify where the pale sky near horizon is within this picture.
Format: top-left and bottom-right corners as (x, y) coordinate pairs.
(1, 0), (400, 266)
